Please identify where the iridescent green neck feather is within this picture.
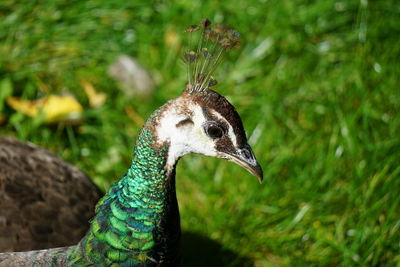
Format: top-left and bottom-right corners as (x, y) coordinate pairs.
(67, 111), (181, 266)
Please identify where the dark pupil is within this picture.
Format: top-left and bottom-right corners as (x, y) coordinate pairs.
(208, 126), (223, 138)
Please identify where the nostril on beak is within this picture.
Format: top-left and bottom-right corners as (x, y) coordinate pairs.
(238, 145), (257, 166)
(242, 149), (251, 159)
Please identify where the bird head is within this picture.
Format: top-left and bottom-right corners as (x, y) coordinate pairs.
(155, 89), (263, 183)
(153, 19), (262, 182)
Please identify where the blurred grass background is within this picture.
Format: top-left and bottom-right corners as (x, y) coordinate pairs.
(0, 0), (399, 266)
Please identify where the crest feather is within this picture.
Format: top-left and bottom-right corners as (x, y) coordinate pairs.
(183, 19), (241, 93)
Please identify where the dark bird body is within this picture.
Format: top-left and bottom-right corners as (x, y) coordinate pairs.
(0, 136), (101, 252)
(0, 20), (263, 266)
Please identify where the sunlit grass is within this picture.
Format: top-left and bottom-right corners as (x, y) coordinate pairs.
(1, 0), (399, 265)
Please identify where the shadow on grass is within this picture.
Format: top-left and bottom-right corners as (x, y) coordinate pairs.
(181, 231), (254, 267)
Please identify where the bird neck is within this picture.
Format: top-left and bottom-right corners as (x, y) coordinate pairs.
(67, 113), (181, 265)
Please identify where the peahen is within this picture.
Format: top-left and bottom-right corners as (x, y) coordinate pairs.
(0, 136), (102, 252)
(0, 19), (263, 266)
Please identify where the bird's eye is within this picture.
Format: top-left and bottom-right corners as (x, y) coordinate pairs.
(205, 123), (225, 139)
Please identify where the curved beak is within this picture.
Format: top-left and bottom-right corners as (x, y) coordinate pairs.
(219, 144), (263, 183)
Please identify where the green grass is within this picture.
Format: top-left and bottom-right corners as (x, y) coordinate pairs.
(1, 0), (399, 266)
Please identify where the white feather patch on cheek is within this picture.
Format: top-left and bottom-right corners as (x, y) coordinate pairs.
(196, 126), (208, 143)
(155, 104), (217, 170)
